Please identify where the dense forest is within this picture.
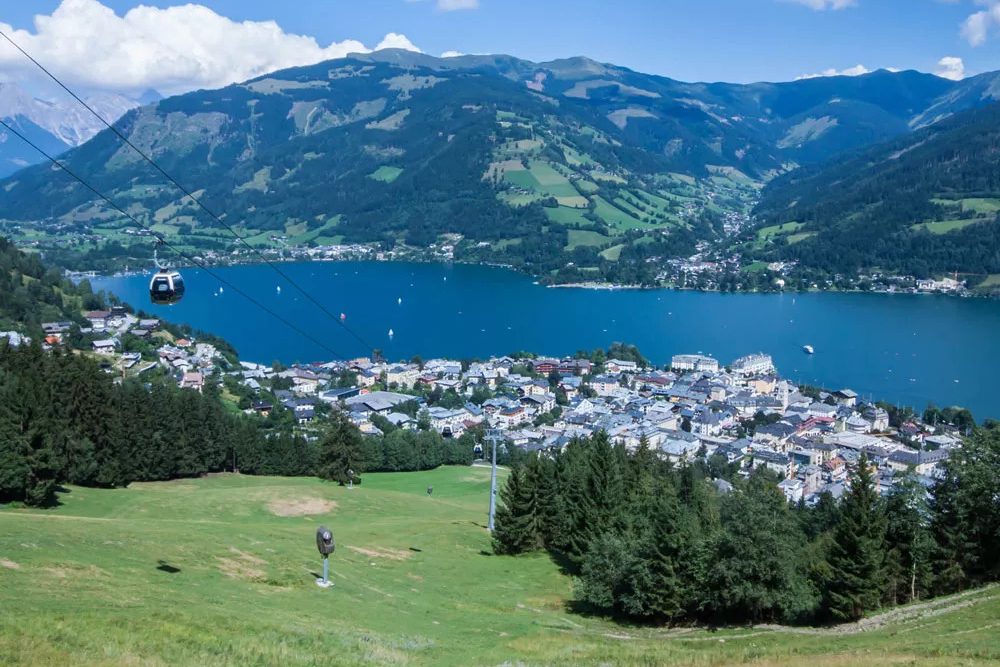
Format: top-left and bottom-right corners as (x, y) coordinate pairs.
(752, 102), (1000, 278)
(493, 431), (1000, 625)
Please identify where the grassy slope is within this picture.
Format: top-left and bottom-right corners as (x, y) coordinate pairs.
(1, 468), (999, 667)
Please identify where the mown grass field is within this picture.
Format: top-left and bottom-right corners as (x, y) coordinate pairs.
(2, 467), (999, 666)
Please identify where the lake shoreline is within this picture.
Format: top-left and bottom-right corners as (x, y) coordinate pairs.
(75, 253), (990, 301)
(92, 259), (1000, 419)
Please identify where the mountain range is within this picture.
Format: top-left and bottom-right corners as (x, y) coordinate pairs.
(0, 81), (155, 177)
(0, 50), (998, 282)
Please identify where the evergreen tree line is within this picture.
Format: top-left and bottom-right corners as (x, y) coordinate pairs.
(0, 341), (478, 505)
(0, 341), (254, 506)
(361, 428), (476, 473)
(492, 430), (1000, 625)
(314, 413), (478, 486)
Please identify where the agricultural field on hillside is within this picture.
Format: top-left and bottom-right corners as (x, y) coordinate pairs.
(757, 221), (805, 243)
(565, 229), (609, 249)
(545, 206), (592, 226)
(368, 166), (404, 183)
(931, 197), (1000, 215)
(912, 219), (984, 235)
(2, 468), (1000, 666)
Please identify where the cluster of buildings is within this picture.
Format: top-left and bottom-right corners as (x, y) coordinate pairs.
(227, 349), (959, 503)
(42, 307), (224, 389)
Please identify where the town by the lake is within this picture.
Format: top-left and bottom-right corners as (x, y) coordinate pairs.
(17, 305), (968, 507)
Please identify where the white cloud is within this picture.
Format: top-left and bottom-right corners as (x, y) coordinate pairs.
(440, 50), (466, 58)
(783, 0), (857, 10)
(0, 0), (422, 95)
(436, 0), (480, 10)
(961, 1), (1000, 45)
(796, 64), (872, 79)
(375, 33), (422, 52)
(935, 56), (966, 80)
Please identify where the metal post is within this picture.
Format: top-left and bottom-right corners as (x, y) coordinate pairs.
(322, 556), (329, 585)
(487, 428), (499, 532)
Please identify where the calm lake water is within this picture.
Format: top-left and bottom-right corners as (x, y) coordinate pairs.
(93, 260), (1000, 419)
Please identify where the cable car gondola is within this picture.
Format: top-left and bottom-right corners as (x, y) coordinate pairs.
(149, 247), (185, 305)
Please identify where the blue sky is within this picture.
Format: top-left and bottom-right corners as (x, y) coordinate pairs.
(1, 0), (998, 92)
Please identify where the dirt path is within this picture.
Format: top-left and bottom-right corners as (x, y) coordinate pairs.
(596, 585), (999, 642)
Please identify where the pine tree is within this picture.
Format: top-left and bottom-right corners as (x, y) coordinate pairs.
(492, 463), (542, 554)
(317, 411), (364, 485)
(826, 453), (887, 621)
(929, 468), (969, 594)
(629, 486), (692, 620)
(0, 372), (28, 502)
(884, 474), (934, 604)
(553, 437), (597, 567)
(931, 427), (1000, 592)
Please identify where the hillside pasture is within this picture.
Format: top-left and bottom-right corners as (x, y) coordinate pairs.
(911, 219), (985, 235)
(2, 469), (998, 666)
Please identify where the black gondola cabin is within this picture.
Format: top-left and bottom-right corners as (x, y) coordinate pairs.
(149, 268), (185, 305)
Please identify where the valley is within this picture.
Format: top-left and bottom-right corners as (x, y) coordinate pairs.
(2, 52), (998, 290)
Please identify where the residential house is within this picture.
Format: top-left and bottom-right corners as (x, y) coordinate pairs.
(752, 448), (795, 479)
(92, 339), (117, 355)
(385, 412), (417, 430)
(180, 371), (204, 392)
(427, 407), (468, 436)
(85, 310), (111, 330)
(386, 364), (420, 389)
(590, 374), (621, 396)
(606, 359), (639, 374)
(778, 478), (805, 503)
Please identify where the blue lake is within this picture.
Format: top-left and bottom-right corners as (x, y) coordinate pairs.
(93, 260), (1000, 419)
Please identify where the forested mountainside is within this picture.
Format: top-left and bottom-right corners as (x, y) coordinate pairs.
(752, 102), (1000, 278)
(0, 51), (997, 282)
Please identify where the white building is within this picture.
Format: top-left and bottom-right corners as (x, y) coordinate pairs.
(732, 353), (775, 376)
(671, 354), (719, 373)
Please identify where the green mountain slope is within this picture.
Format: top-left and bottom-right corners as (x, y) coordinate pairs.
(2, 468), (999, 666)
(0, 51), (994, 282)
(752, 102), (1000, 279)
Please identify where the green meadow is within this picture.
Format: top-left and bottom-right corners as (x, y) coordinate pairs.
(2, 467), (999, 666)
